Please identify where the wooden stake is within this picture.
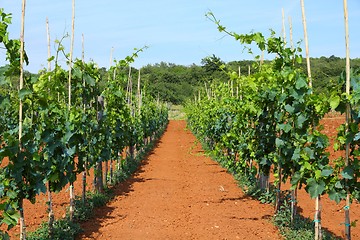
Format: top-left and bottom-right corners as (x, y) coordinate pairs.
(282, 8), (287, 45)
(68, 0), (75, 108)
(274, 163), (282, 213)
(314, 195), (322, 240)
(46, 17), (51, 72)
(109, 47), (114, 185)
(19, 1), (27, 239)
(127, 66), (133, 106)
(46, 16), (55, 238)
(300, 0), (312, 87)
(289, 16), (294, 51)
(301, 1), (321, 238)
(137, 68), (141, 115)
(81, 33), (87, 204)
(19, 1), (26, 148)
(68, 0), (75, 222)
(109, 47), (114, 68)
(343, 0), (351, 239)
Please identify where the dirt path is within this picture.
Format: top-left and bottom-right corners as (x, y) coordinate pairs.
(78, 120), (280, 239)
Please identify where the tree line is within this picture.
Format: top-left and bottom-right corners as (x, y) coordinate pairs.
(1, 55), (360, 105)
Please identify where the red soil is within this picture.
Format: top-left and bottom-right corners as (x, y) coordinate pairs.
(3, 118), (360, 239)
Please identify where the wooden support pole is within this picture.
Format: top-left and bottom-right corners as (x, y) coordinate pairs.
(19, 1), (27, 238)
(343, 0), (351, 239)
(68, 0), (76, 222)
(282, 8), (287, 44)
(300, 0), (312, 87)
(137, 68), (142, 115)
(289, 16), (294, 51)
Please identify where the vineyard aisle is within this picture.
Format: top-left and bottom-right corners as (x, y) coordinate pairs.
(79, 120), (280, 240)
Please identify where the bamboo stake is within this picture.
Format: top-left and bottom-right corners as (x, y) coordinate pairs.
(46, 16), (55, 238)
(238, 66), (241, 99)
(127, 66), (132, 106)
(46, 17), (51, 72)
(68, 0), (75, 107)
(300, 0), (312, 87)
(282, 8), (287, 45)
(103, 49), (108, 186)
(301, 0), (321, 238)
(19, 0), (26, 157)
(109, 47), (114, 68)
(109, 47), (114, 184)
(248, 65), (251, 75)
(103, 54), (108, 188)
(68, 0), (75, 222)
(81, 33), (87, 204)
(343, 0), (351, 239)
(289, 16), (294, 51)
(275, 164), (282, 213)
(289, 16), (296, 66)
(19, 1), (27, 238)
(314, 196), (322, 240)
(275, 9), (294, 217)
(127, 66), (135, 159)
(289, 12), (298, 221)
(137, 68), (141, 116)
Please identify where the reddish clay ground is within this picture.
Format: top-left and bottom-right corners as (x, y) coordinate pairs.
(4, 118), (360, 239)
(78, 120), (280, 239)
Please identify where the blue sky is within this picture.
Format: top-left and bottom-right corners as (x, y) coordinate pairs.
(1, 1), (359, 73)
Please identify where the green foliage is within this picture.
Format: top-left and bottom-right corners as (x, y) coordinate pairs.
(273, 200), (340, 240)
(236, 174), (276, 204)
(186, 11), (360, 240)
(72, 190), (112, 222)
(0, 7), (168, 237)
(27, 218), (82, 240)
(186, 11), (360, 231)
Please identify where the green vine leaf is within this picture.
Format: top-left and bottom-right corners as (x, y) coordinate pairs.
(329, 95), (340, 110)
(18, 89), (32, 100)
(307, 179), (326, 198)
(341, 166), (354, 180)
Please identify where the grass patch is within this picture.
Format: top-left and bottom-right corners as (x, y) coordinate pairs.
(168, 105), (186, 120)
